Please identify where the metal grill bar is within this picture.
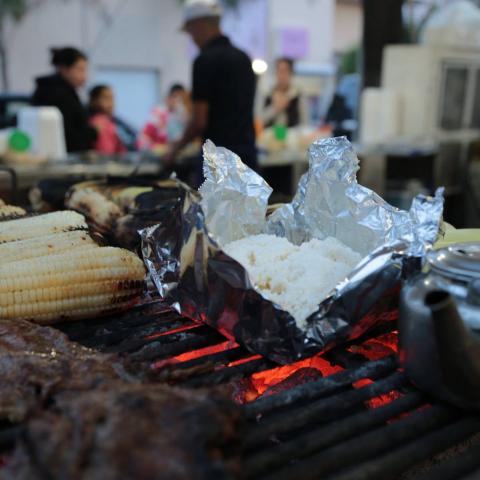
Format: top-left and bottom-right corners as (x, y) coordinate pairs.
(125, 330), (226, 360)
(42, 303), (480, 480)
(244, 371), (407, 450)
(163, 346), (250, 371)
(463, 468), (480, 480)
(57, 301), (172, 342)
(261, 405), (462, 480)
(245, 355), (398, 418)
(243, 392), (424, 479)
(326, 417), (480, 480)
(181, 357), (276, 388)
(413, 442), (480, 480)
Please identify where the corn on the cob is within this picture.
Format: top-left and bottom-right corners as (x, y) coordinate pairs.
(0, 210), (87, 244)
(0, 230), (96, 264)
(0, 205), (27, 221)
(66, 188), (122, 233)
(0, 246), (146, 324)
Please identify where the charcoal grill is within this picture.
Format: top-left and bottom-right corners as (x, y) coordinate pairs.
(2, 300), (480, 479)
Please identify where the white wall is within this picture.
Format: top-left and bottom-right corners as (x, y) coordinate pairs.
(3, 0), (353, 127)
(333, 2), (362, 53)
(4, 0), (190, 98)
(268, 0), (335, 64)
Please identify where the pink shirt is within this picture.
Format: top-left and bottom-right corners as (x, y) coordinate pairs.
(90, 113), (126, 155)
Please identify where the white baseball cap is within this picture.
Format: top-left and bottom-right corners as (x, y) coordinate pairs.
(181, 0), (222, 29)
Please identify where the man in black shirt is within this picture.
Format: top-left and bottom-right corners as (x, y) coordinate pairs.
(166, 0), (257, 171)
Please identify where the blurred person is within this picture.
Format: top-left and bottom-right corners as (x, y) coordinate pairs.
(88, 85), (126, 155)
(325, 93), (354, 139)
(262, 57), (306, 128)
(165, 0), (257, 173)
(32, 47), (97, 153)
(138, 83), (190, 151)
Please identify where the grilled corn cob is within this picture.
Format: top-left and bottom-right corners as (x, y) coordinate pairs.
(0, 230), (96, 264)
(0, 246), (146, 324)
(0, 205), (27, 221)
(0, 210), (87, 244)
(66, 188), (122, 234)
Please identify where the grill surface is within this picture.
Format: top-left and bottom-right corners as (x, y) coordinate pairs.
(3, 300), (480, 479)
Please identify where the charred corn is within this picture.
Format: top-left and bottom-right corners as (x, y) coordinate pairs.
(0, 210), (87, 244)
(0, 230), (96, 264)
(0, 246), (146, 324)
(0, 205), (26, 221)
(66, 188), (122, 233)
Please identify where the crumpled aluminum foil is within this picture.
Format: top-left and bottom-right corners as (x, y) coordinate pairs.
(141, 137), (444, 364)
(199, 140), (272, 246)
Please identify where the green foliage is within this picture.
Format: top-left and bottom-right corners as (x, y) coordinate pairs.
(0, 0), (30, 22)
(339, 45), (359, 76)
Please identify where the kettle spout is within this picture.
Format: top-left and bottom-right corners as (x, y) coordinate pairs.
(426, 290), (480, 404)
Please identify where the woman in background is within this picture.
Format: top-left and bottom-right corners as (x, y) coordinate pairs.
(138, 84), (190, 152)
(262, 57), (306, 128)
(32, 47), (97, 152)
(88, 85), (126, 155)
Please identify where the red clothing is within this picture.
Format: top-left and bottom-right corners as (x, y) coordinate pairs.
(90, 113), (126, 155)
(137, 106), (169, 151)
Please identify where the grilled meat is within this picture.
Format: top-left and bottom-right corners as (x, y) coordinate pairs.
(1, 384), (242, 480)
(0, 319), (132, 422)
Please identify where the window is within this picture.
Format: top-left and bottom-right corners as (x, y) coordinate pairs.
(92, 68), (160, 131)
(440, 66), (468, 130)
(471, 69), (480, 129)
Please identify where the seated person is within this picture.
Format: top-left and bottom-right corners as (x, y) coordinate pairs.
(88, 85), (126, 155)
(33, 47), (97, 152)
(138, 84), (190, 152)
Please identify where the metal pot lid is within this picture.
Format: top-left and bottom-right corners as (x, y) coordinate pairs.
(428, 242), (480, 281)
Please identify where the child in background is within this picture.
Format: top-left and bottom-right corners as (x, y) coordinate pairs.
(88, 85), (126, 155)
(138, 84), (190, 152)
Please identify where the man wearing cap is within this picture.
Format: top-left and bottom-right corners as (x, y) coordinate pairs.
(166, 0), (257, 174)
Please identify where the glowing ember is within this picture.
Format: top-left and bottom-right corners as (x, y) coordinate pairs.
(348, 332), (399, 361)
(146, 323), (199, 341)
(353, 378), (403, 409)
(262, 368), (323, 397)
(227, 355), (262, 368)
(237, 356), (343, 403)
(152, 340), (238, 370)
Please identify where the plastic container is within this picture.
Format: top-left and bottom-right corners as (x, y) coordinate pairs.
(17, 107), (66, 161)
(273, 124), (288, 141)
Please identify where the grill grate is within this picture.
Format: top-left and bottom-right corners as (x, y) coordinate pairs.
(2, 300), (480, 479)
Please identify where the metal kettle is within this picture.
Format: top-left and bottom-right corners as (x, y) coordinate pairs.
(399, 243), (480, 410)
